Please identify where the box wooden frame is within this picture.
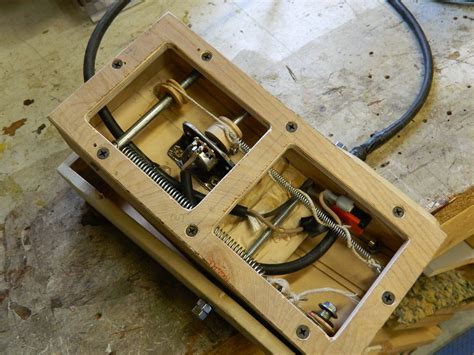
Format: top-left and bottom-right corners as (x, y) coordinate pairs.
(50, 14), (446, 353)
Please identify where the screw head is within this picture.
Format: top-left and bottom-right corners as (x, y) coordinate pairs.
(112, 59), (123, 69)
(382, 291), (395, 305)
(201, 51), (213, 61)
(286, 121), (298, 132)
(96, 147), (109, 160)
(296, 324), (310, 340)
(392, 206), (405, 218)
(186, 224), (199, 237)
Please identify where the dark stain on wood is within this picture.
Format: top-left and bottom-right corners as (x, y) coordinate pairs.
(2, 119), (27, 136)
(33, 123), (46, 135)
(10, 302), (32, 320)
(23, 99), (34, 106)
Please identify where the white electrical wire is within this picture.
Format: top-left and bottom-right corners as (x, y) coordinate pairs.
(267, 277), (360, 305)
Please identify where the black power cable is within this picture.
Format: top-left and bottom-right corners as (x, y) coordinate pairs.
(84, 0), (131, 138)
(259, 231), (338, 275)
(83, 0), (433, 276)
(350, 0), (433, 161)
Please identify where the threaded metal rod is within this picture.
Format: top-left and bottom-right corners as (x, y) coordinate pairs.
(116, 70), (201, 148)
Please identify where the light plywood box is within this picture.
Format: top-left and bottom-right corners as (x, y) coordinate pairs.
(50, 14), (446, 353)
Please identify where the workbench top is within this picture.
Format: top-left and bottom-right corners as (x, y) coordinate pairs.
(0, 1), (472, 353)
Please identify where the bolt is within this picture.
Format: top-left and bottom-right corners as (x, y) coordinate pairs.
(382, 291), (395, 305)
(186, 224), (199, 237)
(112, 59), (123, 69)
(201, 51), (213, 61)
(286, 121), (298, 132)
(296, 324), (310, 340)
(317, 301), (338, 322)
(96, 147), (109, 160)
(192, 299), (212, 320)
(392, 206), (405, 218)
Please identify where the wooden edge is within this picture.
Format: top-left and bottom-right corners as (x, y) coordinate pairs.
(57, 154), (292, 355)
(368, 326), (441, 354)
(424, 241), (474, 277)
(435, 205), (474, 257)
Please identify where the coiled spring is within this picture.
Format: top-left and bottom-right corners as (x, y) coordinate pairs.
(214, 226), (264, 275)
(238, 138), (251, 154)
(239, 139), (382, 271)
(269, 169), (383, 272)
(121, 145), (193, 209)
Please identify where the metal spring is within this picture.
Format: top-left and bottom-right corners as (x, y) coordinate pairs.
(269, 169), (383, 272)
(238, 139), (381, 270)
(214, 226), (265, 275)
(238, 138), (251, 154)
(120, 145), (193, 209)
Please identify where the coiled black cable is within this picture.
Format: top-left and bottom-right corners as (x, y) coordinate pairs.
(350, 0), (433, 160)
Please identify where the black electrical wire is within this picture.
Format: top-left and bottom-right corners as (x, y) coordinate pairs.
(84, 0), (131, 138)
(350, 0), (433, 161)
(180, 170), (197, 206)
(258, 231), (338, 275)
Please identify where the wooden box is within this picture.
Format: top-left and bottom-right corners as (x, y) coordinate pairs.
(49, 14), (446, 353)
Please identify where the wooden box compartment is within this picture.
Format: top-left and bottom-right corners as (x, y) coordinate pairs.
(218, 147), (407, 336)
(49, 14), (446, 353)
(90, 47), (269, 200)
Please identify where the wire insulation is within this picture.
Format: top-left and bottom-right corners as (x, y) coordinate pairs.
(259, 231), (338, 275)
(350, 0), (433, 160)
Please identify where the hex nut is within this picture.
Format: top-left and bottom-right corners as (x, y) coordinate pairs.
(192, 299), (212, 320)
